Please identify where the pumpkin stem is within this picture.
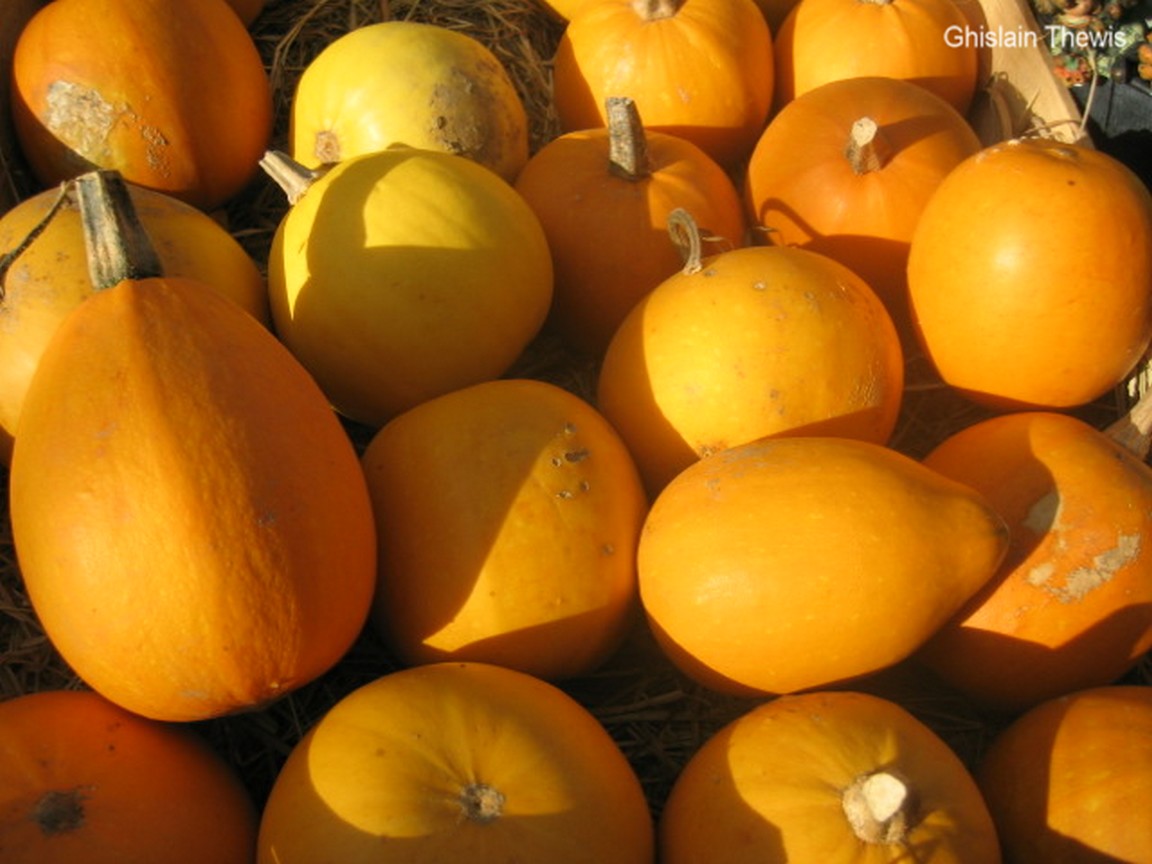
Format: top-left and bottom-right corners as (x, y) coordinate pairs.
(667, 207), (704, 275)
(260, 150), (328, 206)
(632, 0), (684, 20)
(606, 96), (652, 181)
(1105, 379), (1152, 460)
(845, 117), (891, 175)
(841, 770), (917, 845)
(458, 782), (505, 824)
(74, 170), (165, 291)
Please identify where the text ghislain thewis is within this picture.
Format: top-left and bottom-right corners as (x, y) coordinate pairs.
(945, 23), (1136, 50)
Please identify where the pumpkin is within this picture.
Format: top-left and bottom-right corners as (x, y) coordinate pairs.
(914, 409), (1152, 713)
(976, 685), (1152, 863)
(256, 662), (655, 864)
(0, 689), (258, 864)
(10, 0), (273, 211)
(225, 0), (265, 24)
(289, 20), (529, 183)
(552, 0), (774, 171)
(360, 378), (648, 680)
(637, 435), (1010, 696)
(0, 180), (268, 465)
(907, 138), (1152, 410)
(659, 690), (1002, 863)
(514, 96), (749, 357)
(263, 148), (553, 428)
(8, 170), (377, 722)
(597, 210), (904, 494)
(773, 0), (978, 115)
(743, 76), (982, 342)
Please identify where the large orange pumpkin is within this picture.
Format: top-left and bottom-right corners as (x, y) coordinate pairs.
(907, 138), (1152, 410)
(660, 690), (1002, 863)
(637, 435), (1010, 696)
(256, 662), (655, 864)
(10, 0), (272, 210)
(0, 689), (258, 864)
(360, 378), (648, 680)
(8, 171), (377, 722)
(552, 0), (774, 171)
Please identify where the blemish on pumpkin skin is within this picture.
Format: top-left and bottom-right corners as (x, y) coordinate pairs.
(1026, 533), (1141, 603)
(33, 788), (91, 835)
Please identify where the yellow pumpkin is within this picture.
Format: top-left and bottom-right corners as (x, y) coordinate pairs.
(289, 20), (529, 183)
(263, 148), (553, 428)
(360, 378), (648, 680)
(637, 435), (1010, 696)
(256, 662), (656, 864)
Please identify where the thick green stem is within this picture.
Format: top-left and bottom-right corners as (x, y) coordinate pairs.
(74, 170), (164, 291)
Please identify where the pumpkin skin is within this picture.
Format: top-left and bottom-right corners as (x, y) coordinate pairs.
(552, 0), (774, 171)
(907, 139), (1152, 410)
(360, 378), (648, 680)
(976, 685), (1152, 863)
(290, 21), (529, 183)
(0, 181), (268, 465)
(637, 435), (1010, 696)
(10, 0), (273, 211)
(597, 239), (904, 495)
(0, 689), (258, 864)
(773, 0), (978, 115)
(225, 0), (266, 24)
(256, 662), (655, 864)
(660, 690), (1002, 863)
(743, 76), (981, 341)
(915, 411), (1152, 713)
(514, 97), (748, 357)
(264, 147), (553, 428)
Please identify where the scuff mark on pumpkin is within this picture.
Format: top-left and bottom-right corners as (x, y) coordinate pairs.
(33, 787), (91, 835)
(1026, 533), (1140, 602)
(44, 80), (119, 161)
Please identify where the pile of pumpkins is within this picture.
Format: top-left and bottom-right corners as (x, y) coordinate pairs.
(0, 0), (1150, 862)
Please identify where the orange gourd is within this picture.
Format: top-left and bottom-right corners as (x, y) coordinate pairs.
(514, 96), (748, 357)
(743, 76), (982, 341)
(660, 690), (1003, 863)
(8, 171), (377, 722)
(597, 210), (904, 494)
(256, 662), (656, 864)
(10, 0), (272, 211)
(773, 0), (978, 114)
(0, 689), (258, 864)
(915, 409), (1152, 713)
(976, 685), (1152, 863)
(552, 0), (774, 171)
(907, 138), (1152, 410)
(0, 180), (268, 464)
(360, 378), (648, 680)
(637, 435), (1010, 696)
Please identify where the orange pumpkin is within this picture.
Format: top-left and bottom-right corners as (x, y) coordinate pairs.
(916, 410), (1152, 713)
(597, 212), (904, 494)
(256, 662), (655, 864)
(10, 0), (272, 210)
(0, 180), (268, 464)
(743, 76), (981, 342)
(552, 0), (774, 171)
(907, 138), (1152, 410)
(8, 171), (377, 722)
(225, 0), (265, 24)
(360, 378), (648, 680)
(515, 96), (748, 356)
(0, 689), (258, 864)
(660, 690), (1003, 863)
(773, 0), (978, 114)
(637, 435), (1010, 696)
(976, 685), (1152, 863)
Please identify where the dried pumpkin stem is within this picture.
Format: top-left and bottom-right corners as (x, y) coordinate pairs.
(667, 207), (704, 275)
(632, 0), (684, 20)
(260, 150), (327, 206)
(845, 117), (891, 175)
(606, 96), (652, 181)
(841, 770), (916, 845)
(74, 169), (164, 291)
(458, 782), (505, 824)
(1105, 381), (1152, 460)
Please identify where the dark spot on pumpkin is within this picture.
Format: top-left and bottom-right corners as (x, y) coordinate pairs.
(33, 788), (89, 836)
(564, 448), (590, 462)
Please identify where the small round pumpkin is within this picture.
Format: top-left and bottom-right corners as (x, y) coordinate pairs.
(256, 662), (655, 864)
(907, 138), (1152, 410)
(637, 435), (1010, 696)
(289, 20), (529, 183)
(10, 0), (273, 211)
(597, 213), (904, 494)
(360, 378), (648, 680)
(660, 690), (1003, 863)
(0, 689), (258, 864)
(976, 685), (1152, 863)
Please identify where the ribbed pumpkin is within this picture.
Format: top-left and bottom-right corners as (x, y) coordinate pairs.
(10, 0), (272, 211)
(0, 689), (258, 864)
(8, 171), (377, 722)
(514, 96), (748, 357)
(0, 180), (268, 464)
